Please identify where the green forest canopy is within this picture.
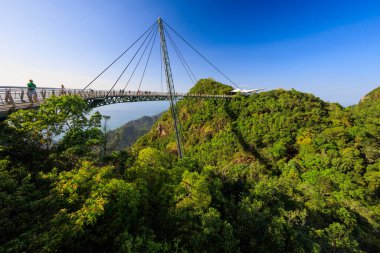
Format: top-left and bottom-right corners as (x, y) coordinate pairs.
(0, 79), (379, 252)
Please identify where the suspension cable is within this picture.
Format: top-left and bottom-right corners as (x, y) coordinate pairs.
(82, 21), (157, 92)
(164, 27), (197, 84)
(160, 36), (164, 92)
(163, 20), (240, 89)
(122, 25), (157, 91)
(137, 28), (158, 93)
(106, 23), (157, 97)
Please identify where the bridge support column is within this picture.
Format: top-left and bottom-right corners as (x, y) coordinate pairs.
(5, 90), (15, 106)
(41, 90), (46, 100)
(20, 90), (27, 103)
(158, 17), (183, 159)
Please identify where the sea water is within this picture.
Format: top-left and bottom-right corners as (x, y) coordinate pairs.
(91, 101), (169, 130)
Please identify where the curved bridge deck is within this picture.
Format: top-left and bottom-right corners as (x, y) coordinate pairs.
(0, 86), (233, 118)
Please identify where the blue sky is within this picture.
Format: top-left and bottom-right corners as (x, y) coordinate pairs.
(1, 0), (380, 105)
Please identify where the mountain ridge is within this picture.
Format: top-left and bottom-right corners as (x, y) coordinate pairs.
(107, 113), (163, 151)
(1, 79), (379, 252)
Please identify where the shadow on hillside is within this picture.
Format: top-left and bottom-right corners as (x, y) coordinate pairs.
(223, 101), (272, 169)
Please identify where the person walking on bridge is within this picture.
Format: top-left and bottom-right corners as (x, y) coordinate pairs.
(27, 79), (38, 103)
(60, 84), (66, 95)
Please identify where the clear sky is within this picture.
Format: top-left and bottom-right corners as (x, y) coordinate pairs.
(1, 0), (380, 105)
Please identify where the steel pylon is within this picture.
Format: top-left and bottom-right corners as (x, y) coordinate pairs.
(157, 17), (183, 159)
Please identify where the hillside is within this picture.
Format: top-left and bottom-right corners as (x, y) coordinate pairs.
(107, 113), (162, 151)
(360, 86), (380, 103)
(133, 79), (380, 252)
(0, 80), (379, 252)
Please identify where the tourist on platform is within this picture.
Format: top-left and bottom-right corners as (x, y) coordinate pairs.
(60, 84), (66, 95)
(27, 79), (38, 102)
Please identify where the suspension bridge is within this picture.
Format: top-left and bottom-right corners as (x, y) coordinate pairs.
(0, 18), (258, 158)
(0, 87), (232, 116)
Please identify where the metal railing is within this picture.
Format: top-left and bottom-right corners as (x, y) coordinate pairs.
(0, 86), (234, 114)
(0, 86), (76, 106)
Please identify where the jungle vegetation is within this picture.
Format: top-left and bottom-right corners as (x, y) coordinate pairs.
(0, 78), (379, 252)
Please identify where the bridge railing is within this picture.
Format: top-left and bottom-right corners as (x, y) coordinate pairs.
(0, 86), (85, 106)
(0, 86), (234, 110)
(0, 87), (168, 106)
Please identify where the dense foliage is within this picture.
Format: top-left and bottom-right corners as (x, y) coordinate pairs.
(0, 81), (379, 252)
